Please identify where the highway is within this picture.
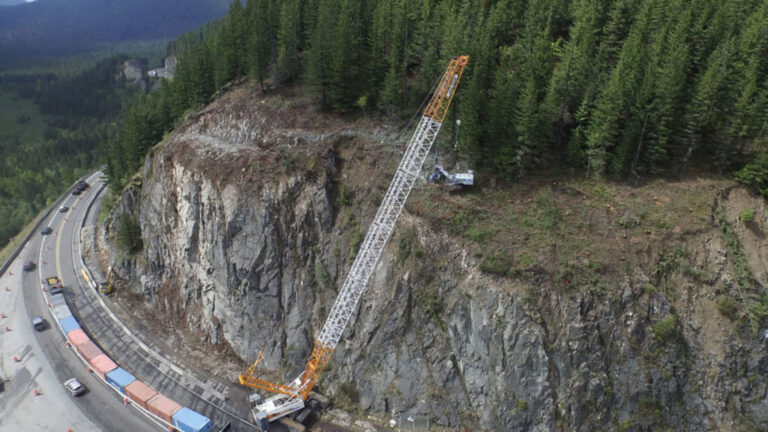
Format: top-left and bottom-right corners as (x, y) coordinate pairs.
(0, 171), (157, 431)
(2, 169), (263, 431)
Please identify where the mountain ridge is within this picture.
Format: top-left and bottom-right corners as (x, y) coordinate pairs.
(0, 0), (230, 63)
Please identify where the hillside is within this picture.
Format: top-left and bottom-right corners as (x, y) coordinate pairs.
(99, 84), (768, 431)
(0, 0), (229, 65)
(104, 0), (768, 198)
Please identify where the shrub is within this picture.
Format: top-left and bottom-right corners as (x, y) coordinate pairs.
(463, 225), (491, 242)
(348, 224), (362, 259)
(415, 285), (445, 330)
(740, 209), (755, 223)
(514, 399), (527, 414)
(735, 152), (768, 198)
(715, 296), (738, 320)
(116, 212), (142, 254)
(398, 231), (412, 258)
(315, 263), (331, 290)
(339, 183), (351, 206)
(652, 315), (678, 344)
(683, 266), (710, 282)
(480, 251), (512, 276)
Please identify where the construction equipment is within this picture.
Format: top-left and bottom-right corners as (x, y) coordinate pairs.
(100, 266), (115, 294)
(428, 119), (474, 188)
(238, 55), (470, 429)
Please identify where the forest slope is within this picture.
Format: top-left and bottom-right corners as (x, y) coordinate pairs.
(0, 0), (230, 64)
(104, 0), (768, 195)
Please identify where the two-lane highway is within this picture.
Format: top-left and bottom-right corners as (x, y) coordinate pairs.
(0, 171), (158, 431)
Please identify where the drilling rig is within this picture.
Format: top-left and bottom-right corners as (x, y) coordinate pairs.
(239, 55), (469, 430)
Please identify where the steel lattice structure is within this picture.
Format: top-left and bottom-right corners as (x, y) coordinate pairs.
(239, 56), (469, 426)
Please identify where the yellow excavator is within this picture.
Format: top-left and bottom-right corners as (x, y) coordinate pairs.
(99, 266), (115, 294)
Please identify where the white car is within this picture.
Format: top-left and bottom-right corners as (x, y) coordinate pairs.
(64, 378), (85, 396)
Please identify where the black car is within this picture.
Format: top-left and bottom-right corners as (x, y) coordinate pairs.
(22, 261), (35, 271)
(72, 189), (82, 196)
(74, 180), (89, 192)
(59, 206), (68, 212)
(40, 227), (53, 235)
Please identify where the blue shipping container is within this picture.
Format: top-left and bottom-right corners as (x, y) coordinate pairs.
(106, 367), (136, 394)
(172, 407), (212, 432)
(59, 316), (80, 333)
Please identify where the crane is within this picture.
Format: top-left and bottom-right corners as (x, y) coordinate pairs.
(239, 55), (470, 429)
(428, 119), (474, 188)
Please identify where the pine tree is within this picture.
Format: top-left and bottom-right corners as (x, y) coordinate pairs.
(305, 0), (337, 107)
(544, 0), (603, 149)
(221, 0), (248, 82)
(683, 38), (734, 172)
(328, 0), (362, 111)
(246, 0), (275, 90)
(276, 0), (303, 84)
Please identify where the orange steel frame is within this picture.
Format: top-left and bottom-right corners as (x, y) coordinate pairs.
(238, 55), (470, 406)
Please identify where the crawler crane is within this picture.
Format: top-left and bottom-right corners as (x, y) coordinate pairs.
(239, 55), (469, 429)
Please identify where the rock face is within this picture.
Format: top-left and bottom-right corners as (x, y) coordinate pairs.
(106, 87), (768, 431)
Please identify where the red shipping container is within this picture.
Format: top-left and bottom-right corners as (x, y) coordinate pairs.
(147, 394), (182, 423)
(67, 329), (89, 346)
(90, 354), (117, 378)
(125, 381), (158, 410)
(76, 340), (103, 362)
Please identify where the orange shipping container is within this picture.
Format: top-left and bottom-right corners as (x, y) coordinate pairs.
(76, 340), (103, 362)
(90, 354), (117, 378)
(125, 381), (158, 410)
(67, 329), (89, 346)
(147, 394), (182, 423)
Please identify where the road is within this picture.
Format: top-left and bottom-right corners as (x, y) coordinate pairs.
(0, 171), (158, 431)
(73, 180), (259, 431)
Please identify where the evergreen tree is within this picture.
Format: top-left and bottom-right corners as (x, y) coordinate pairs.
(683, 38), (734, 172)
(544, 0), (603, 150)
(328, 0), (363, 111)
(305, 0), (337, 107)
(96, 0), (768, 194)
(246, 0), (275, 90)
(276, 0), (303, 84)
(221, 0), (248, 82)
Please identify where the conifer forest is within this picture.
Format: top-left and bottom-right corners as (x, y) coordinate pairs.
(101, 0), (767, 193)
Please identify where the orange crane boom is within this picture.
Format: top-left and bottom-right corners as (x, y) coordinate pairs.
(239, 55), (470, 426)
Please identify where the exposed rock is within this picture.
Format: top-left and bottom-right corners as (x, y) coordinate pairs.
(104, 86), (768, 431)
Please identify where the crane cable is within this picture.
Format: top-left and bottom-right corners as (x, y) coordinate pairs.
(393, 69), (447, 144)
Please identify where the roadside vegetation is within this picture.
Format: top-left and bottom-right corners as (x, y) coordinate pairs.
(0, 56), (143, 247)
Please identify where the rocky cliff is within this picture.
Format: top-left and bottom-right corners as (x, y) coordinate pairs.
(104, 85), (768, 431)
